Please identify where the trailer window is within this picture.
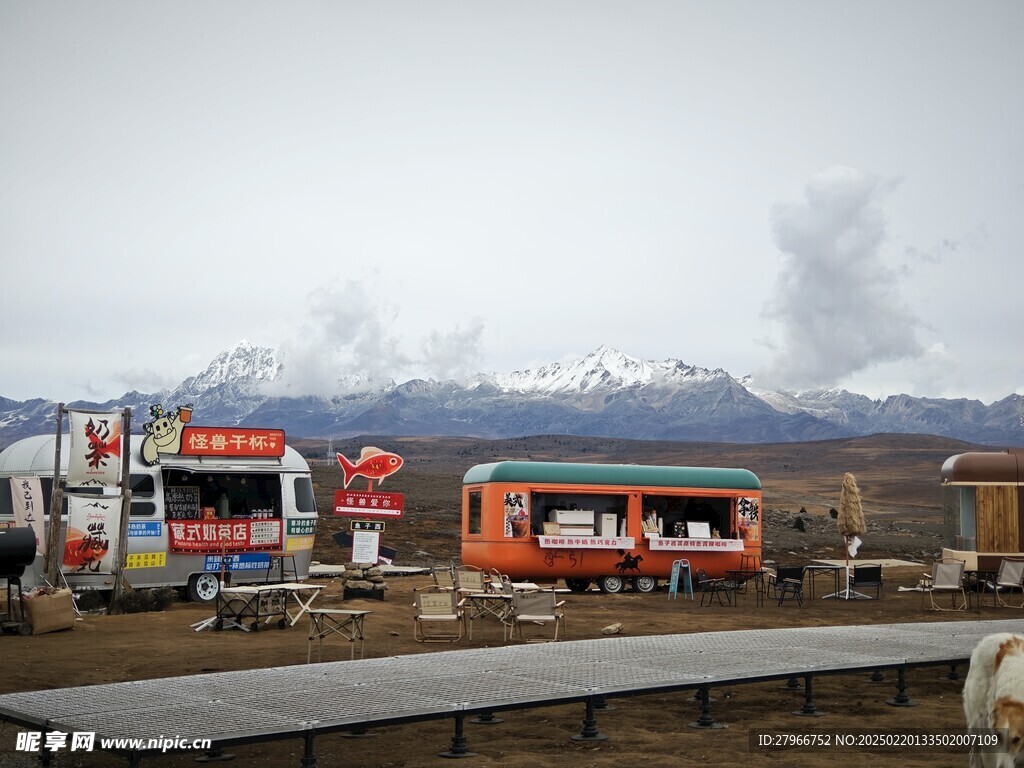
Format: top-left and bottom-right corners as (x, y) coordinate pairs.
(130, 501), (157, 517)
(130, 474), (155, 498)
(293, 477), (316, 514)
(467, 490), (482, 535)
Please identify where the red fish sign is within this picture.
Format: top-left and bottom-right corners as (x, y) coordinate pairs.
(336, 447), (404, 489)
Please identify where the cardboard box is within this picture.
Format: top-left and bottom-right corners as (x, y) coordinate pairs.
(25, 589), (75, 635)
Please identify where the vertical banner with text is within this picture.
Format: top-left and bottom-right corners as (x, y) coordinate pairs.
(67, 410), (123, 488)
(10, 476), (46, 555)
(62, 494), (121, 574)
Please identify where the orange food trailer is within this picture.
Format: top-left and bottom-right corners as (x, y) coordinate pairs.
(461, 461), (762, 593)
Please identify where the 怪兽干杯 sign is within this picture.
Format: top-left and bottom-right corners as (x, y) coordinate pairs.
(179, 427), (285, 458)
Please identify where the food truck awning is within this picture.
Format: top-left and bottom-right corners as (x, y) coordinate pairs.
(463, 461), (761, 490)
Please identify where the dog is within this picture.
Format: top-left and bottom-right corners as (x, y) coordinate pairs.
(963, 632), (1024, 768)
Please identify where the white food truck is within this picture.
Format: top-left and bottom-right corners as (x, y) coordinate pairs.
(0, 415), (318, 602)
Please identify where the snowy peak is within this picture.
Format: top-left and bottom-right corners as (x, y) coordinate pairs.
(186, 341), (281, 390)
(492, 346), (662, 394)
(490, 346), (730, 395)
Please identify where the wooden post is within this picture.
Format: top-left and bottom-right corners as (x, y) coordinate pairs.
(44, 404), (65, 587)
(107, 408), (133, 614)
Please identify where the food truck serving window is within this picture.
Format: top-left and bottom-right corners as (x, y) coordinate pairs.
(163, 471), (282, 520)
(642, 494), (731, 538)
(529, 492), (627, 537)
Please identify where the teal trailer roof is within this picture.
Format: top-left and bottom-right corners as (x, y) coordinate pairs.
(463, 461), (761, 491)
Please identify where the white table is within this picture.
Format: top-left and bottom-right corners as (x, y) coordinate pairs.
(307, 609), (371, 662)
(191, 582), (323, 633)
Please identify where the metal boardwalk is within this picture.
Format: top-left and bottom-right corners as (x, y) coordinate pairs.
(1, 618), (1022, 766)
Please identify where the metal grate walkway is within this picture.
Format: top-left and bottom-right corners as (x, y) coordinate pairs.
(1, 618), (1022, 765)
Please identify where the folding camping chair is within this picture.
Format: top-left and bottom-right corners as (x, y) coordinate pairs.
(430, 566), (456, 592)
(921, 559), (967, 612)
(506, 590), (565, 642)
(413, 590), (465, 643)
(696, 568), (732, 607)
(849, 563), (884, 599)
(454, 566), (487, 595)
(767, 565), (805, 600)
(994, 559), (1024, 608)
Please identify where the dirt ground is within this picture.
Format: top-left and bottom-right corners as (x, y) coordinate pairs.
(0, 565), (1015, 768)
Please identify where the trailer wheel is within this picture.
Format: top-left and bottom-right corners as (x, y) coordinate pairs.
(278, 619), (288, 630)
(565, 578), (592, 593)
(631, 575), (658, 593)
(187, 573), (221, 603)
(17, 623), (32, 636)
(597, 575), (625, 594)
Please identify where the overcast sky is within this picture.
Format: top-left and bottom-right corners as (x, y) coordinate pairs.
(2, 2), (1022, 406)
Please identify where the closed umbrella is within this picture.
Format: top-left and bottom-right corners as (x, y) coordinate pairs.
(836, 472), (867, 599)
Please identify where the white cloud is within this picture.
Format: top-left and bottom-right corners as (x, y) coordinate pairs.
(760, 167), (923, 390)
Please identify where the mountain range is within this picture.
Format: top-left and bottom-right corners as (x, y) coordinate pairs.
(1, 342), (1021, 447)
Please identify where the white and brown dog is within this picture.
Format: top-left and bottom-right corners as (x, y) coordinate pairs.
(964, 632), (1024, 768)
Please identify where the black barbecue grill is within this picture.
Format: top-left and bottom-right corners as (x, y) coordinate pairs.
(0, 527), (38, 635)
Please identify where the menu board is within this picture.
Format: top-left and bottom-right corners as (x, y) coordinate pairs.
(164, 486), (200, 520)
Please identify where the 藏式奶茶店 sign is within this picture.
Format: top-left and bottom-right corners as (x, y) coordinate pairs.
(333, 490), (403, 518)
(167, 519), (283, 553)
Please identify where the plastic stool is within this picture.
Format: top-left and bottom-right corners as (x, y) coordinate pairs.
(739, 552), (761, 572)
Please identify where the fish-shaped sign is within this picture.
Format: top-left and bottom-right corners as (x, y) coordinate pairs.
(336, 446), (404, 489)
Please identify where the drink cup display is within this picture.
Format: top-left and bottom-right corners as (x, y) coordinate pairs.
(510, 516), (530, 538)
(179, 406), (192, 424)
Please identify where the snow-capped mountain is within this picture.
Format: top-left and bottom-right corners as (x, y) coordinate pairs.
(0, 343), (1021, 446)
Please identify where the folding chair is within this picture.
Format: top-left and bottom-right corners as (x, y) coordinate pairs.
(507, 590), (565, 642)
(696, 568), (731, 607)
(429, 566), (455, 592)
(994, 559), (1024, 608)
(921, 559), (967, 612)
(767, 565), (805, 600)
(770, 566), (805, 606)
(413, 590), (465, 643)
(455, 566), (487, 595)
(849, 564), (884, 599)
(488, 569), (515, 596)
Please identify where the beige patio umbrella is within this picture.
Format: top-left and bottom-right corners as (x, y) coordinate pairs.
(836, 472), (867, 599)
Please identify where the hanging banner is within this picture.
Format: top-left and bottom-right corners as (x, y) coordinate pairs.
(67, 410), (123, 488)
(9, 476), (46, 556)
(62, 494), (121, 574)
(737, 496), (760, 542)
(503, 491), (529, 538)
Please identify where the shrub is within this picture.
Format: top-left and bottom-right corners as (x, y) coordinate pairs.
(793, 517), (806, 532)
(151, 587), (179, 611)
(829, 507), (838, 519)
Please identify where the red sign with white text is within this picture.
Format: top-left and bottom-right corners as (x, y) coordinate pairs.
(167, 519), (283, 553)
(333, 490), (404, 519)
(179, 427), (286, 459)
